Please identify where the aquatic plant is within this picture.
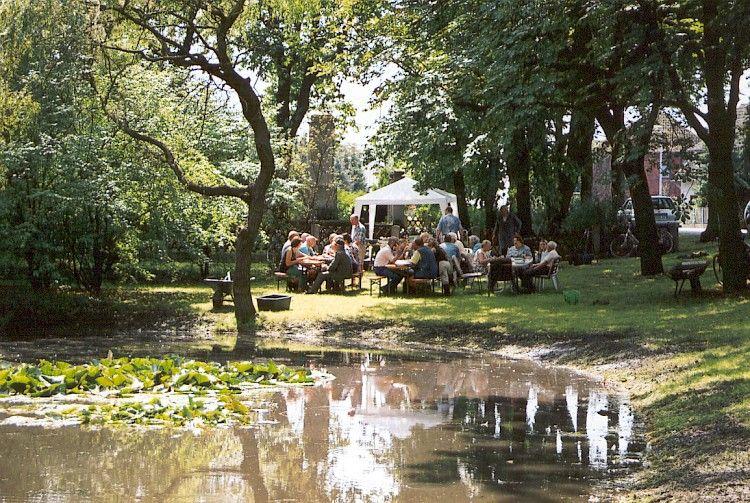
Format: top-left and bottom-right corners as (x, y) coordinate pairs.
(73, 396), (256, 427)
(0, 356), (315, 397)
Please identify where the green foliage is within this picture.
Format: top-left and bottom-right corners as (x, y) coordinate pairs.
(334, 143), (367, 191)
(337, 188), (364, 219)
(0, 356), (315, 397)
(0, 1), (247, 291)
(75, 395), (255, 426)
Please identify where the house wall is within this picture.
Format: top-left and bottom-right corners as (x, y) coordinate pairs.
(643, 153), (681, 198)
(591, 152), (707, 225)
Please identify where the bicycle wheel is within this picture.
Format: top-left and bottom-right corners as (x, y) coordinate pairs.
(658, 228), (674, 254)
(713, 254), (723, 286)
(610, 235), (630, 257)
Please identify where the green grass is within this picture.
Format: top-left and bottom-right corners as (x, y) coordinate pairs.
(1, 235), (749, 498)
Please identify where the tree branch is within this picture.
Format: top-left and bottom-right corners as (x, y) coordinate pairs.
(115, 119), (251, 201)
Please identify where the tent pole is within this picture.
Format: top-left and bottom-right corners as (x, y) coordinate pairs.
(368, 204), (377, 239)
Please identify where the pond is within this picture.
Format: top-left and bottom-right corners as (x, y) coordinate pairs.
(0, 335), (642, 502)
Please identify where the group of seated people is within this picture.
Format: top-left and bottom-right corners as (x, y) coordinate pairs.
(278, 230), (364, 294)
(278, 227), (560, 296)
(473, 234), (560, 292)
(372, 231), (560, 296)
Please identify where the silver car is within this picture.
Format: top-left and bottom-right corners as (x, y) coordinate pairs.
(618, 196), (679, 225)
(744, 200), (750, 232)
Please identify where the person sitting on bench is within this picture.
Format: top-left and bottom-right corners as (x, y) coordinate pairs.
(342, 234), (361, 273)
(299, 235), (318, 256)
(306, 239), (352, 294)
(409, 237), (438, 280)
(373, 237), (405, 294)
(280, 237), (308, 291)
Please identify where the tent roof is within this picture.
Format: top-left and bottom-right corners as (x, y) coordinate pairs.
(355, 177), (456, 205)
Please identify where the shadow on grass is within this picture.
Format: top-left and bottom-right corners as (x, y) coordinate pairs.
(641, 377), (750, 492)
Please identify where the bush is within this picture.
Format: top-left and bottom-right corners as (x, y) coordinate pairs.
(560, 200), (617, 256)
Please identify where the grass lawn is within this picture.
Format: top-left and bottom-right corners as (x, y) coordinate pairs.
(1, 234), (749, 500)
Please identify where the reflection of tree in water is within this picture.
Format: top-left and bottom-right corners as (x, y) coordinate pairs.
(401, 389), (642, 501)
(242, 355), (641, 501)
(0, 351), (643, 501)
(0, 426), (245, 500)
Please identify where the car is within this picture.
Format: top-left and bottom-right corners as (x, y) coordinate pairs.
(618, 196), (679, 225)
(744, 200), (750, 232)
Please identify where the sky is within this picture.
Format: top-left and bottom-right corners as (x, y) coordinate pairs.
(340, 77), (387, 148)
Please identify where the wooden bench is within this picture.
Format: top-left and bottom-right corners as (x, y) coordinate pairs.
(274, 271), (299, 292)
(349, 272), (363, 290)
(668, 261), (708, 297)
(406, 277), (435, 296)
(369, 276), (387, 297)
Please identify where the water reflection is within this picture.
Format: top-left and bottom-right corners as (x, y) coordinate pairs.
(0, 347), (642, 502)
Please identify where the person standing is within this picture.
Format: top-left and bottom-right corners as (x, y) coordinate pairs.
(436, 206), (462, 242)
(350, 214), (367, 267)
(492, 205), (522, 255)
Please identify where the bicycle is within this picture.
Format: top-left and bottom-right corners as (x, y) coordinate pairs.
(609, 224), (674, 257)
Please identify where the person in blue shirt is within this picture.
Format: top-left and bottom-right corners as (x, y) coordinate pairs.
(469, 235), (482, 253)
(440, 233), (460, 260)
(299, 235), (317, 256)
(436, 206), (462, 242)
(507, 234), (532, 258)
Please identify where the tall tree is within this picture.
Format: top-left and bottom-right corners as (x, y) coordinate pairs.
(653, 0), (750, 290)
(99, 0), (368, 323)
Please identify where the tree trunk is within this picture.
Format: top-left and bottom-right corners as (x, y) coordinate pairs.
(483, 156), (501, 238)
(233, 195), (268, 327)
(699, 193), (720, 242)
(622, 155), (664, 276)
(610, 160), (627, 208)
(233, 226), (255, 326)
(708, 135), (747, 291)
(546, 113), (594, 237)
(452, 169), (471, 231)
(572, 113), (596, 203)
(548, 169), (576, 238)
(699, 0), (747, 291)
(508, 129), (534, 236)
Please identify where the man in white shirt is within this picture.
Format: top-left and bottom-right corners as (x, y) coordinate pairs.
(373, 237), (405, 294)
(521, 241), (560, 292)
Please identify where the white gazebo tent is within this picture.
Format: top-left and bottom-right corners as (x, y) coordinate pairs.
(353, 177), (459, 239)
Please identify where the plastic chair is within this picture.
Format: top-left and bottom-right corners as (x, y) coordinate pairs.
(536, 259), (561, 291)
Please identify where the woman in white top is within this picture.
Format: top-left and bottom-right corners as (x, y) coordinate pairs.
(521, 241), (560, 291)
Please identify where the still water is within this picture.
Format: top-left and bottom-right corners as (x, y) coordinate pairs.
(0, 337), (641, 502)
